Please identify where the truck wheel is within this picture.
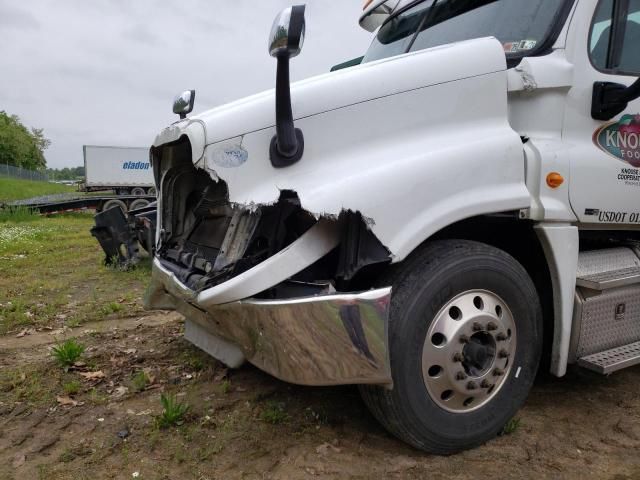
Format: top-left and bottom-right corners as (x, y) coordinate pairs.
(131, 187), (146, 196)
(360, 240), (542, 454)
(102, 199), (127, 214)
(129, 199), (150, 211)
(147, 187), (157, 196)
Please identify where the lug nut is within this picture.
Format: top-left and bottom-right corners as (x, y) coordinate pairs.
(487, 322), (498, 331)
(472, 322), (484, 332)
(453, 353), (464, 363)
(499, 349), (510, 359)
(481, 380), (492, 389)
(456, 371), (467, 381)
(496, 333), (508, 341)
(493, 368), (505, 377)
(467, 381), (478, 390)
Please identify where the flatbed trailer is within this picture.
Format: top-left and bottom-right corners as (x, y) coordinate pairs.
(3, 195), (155, 215)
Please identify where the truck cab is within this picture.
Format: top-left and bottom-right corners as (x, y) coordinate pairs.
(146, 0), (640, 453)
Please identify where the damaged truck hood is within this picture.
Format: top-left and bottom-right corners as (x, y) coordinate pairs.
(153, 37), (530, 261)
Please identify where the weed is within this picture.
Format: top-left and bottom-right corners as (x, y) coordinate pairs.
(501, 417), (521, 436)
(0, 367), (54, 405)
(131, 371), (149, 393)
(0, 206), (39, 223)
(181, 348), (206, 373)
(172, 446), (188, 464)
(51, 339), (85, 369)
(156, 393), (189, 429)
(65, 317), (82, 328)
(188, 357), (204, 372)
(99, 302), (123, 316)
(220, 379), (232, 395)
(88, 388), (108, 405)
(58, 449), (76, 463)
(63, 380), (81, 395)
(260, 401), (288, 425)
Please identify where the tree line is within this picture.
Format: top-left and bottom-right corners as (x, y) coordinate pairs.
(46, 166), (85, 181)
(0, 111), (50, 171)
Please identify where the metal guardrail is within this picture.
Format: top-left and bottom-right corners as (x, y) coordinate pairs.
(0, 163), (48, 182)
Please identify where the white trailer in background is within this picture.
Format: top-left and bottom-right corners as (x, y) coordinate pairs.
(83, 145), (155, 196)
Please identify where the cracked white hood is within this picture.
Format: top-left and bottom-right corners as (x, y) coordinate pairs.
(153, 37), (530, 261)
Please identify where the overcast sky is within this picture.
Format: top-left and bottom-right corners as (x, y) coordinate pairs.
(0, 1), (372, 168)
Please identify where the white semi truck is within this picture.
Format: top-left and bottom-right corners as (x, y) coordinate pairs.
(144, 0), (640, 453)
(83, 145), (156, 196)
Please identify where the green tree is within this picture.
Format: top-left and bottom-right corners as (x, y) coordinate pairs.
(0, 111), (50, 171)
(46, 166), (84, 181)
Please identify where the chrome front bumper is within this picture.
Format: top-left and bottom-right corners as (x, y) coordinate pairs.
(145, 259), (392, 386)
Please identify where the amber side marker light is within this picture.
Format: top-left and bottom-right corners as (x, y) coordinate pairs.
(546, 172), (564, 189)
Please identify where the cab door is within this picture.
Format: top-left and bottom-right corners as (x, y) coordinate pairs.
(564, 0), (640, 226)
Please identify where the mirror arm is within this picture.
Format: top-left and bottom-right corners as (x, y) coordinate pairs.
(270, 55), (304, 168)
(592, 79), (640, 121)
(618, 77), (640, 104)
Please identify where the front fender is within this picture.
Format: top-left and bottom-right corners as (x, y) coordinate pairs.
(202, 53), (529, 260)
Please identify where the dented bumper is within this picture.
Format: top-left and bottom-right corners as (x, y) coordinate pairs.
(146, 257), (392, 386)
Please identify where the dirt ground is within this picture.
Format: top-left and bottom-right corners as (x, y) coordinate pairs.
(1, 311), (640, 480)
(2, 216), (640, 479)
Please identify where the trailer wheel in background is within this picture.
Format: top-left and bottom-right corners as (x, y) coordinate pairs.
(101, 199), (128, 214)
(129, 199), (150, 211)
(147, 187), (157, 196)
(131, 187), (146, 196)
(360, 240), (542, 454)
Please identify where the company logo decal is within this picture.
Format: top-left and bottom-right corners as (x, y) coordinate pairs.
(123, 161), (151, 170)
(210, 145), (248, 168)
(593, 114), (640, 167)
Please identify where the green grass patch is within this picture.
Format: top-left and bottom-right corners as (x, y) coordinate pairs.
(156, 393), (189, 429)
(501, 417), (521, 436)
(220, 379), (232, 395)
(0, 214), (151, 334)
(0, 205), (39, 223)
(130, 371), (149, 392)
(0, 365), (57, 406)
(260, 400), (289, 425)
(99, 302), (123, 316)
(63, 380), (82, 395)
(0, 176), (75, 203)
(51, 338), (85, 368)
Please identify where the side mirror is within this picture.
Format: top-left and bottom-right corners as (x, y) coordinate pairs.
(268, 5), (306, 168)
(592, 79), (640, 121)
(359, 0), (399, 32)
(173, 90), (196, 120)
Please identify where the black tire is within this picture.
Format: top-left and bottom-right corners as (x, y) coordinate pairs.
(147, 186), (157, 196)
(360, 240), (542, 454)
(131, 187), (146, 196)
(101, 199), (127, 214)
(129, 199), (150, 211)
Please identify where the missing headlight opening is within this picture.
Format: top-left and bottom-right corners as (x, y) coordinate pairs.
(153, 139), (391, 297)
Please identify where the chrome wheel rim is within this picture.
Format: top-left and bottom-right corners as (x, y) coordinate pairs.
(422, 290), (517, 413)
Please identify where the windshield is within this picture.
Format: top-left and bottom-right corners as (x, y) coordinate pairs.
(363, 0), (568, 63)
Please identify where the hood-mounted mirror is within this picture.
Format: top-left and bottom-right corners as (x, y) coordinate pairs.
(173, 90), (196, 120)
(268, 5), (306, 168)
(359, 0), (401, 32)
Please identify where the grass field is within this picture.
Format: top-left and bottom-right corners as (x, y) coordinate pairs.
(0, 213), (151, 335)
(0, 176), (76, 203)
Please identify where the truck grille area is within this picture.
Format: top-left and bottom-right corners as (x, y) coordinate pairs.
(155, 144), (316, 291)
(152, 139), (391, 296)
